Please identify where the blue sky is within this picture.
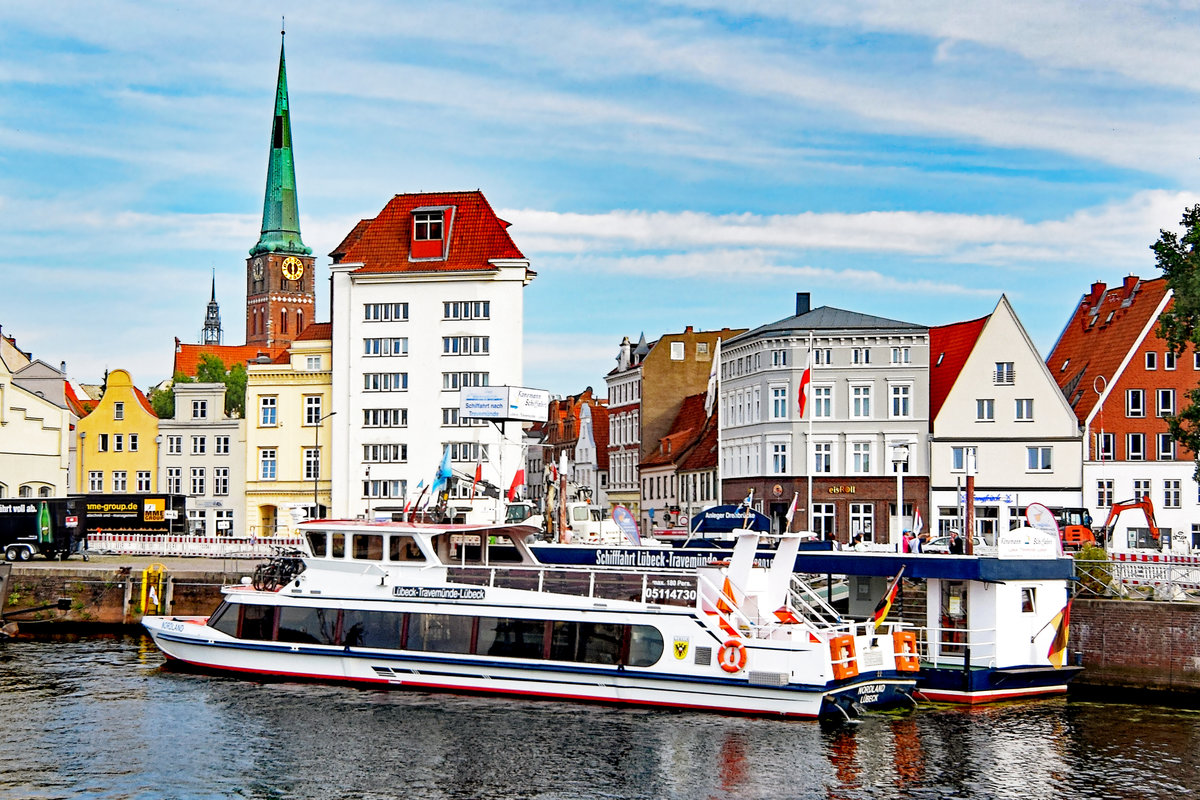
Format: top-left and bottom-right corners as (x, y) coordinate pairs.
(3, 1), (1200, 396)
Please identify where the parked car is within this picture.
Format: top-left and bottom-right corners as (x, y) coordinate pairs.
(923, 533), (987, 554)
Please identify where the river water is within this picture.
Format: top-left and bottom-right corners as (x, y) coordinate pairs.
(1, 635), (1198, 800)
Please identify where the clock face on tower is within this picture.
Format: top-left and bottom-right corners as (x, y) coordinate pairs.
(252, 257), (264, 280)
(281, 256), (305, 281)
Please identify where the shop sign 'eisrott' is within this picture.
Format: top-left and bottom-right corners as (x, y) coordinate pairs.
(460, 386), (550, 422)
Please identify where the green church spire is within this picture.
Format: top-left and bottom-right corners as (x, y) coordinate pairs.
(250, 32), (311, 257)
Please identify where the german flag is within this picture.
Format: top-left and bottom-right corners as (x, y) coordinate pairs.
(872, 566), (905, 631)
(1047, 600), (1072, 668)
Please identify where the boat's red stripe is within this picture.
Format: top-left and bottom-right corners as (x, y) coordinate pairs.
(915, 686), (1068, 704)
(161, 656), (821, 717)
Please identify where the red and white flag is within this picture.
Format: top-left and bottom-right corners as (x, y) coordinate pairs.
(912, 507), (924, 535)
(797, 352), (813, 418)
(470, 462), (482, 499)
(784, 492), (799, 531)
(507, 469), (525, 502)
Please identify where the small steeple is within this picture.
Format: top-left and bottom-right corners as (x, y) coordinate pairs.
(250, 28), (311, 257)
(202, 269), (223, 345)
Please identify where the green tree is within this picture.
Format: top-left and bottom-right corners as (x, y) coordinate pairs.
(148, 371), (193, 419)
(1154, 204), (1200, 479)
(148, 355), (246, 420)
(194, 354), (246, 418)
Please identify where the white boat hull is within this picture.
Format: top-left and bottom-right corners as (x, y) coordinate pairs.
(144, 616), (912, 718)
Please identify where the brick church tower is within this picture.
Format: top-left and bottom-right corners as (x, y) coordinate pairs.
(246, 30), (315, 348)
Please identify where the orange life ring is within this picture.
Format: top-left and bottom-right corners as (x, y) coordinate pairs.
(829, 634), (859, 680)
(717, 639), (748, 673)
(893, 630), (920, 672)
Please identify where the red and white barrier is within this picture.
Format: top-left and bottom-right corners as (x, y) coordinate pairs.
(86, 533), (305, 559)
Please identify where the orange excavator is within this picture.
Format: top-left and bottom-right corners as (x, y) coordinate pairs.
(1099, 497), (1161, 550)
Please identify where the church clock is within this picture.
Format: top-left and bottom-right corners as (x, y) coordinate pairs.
(281, 256), (305, 281)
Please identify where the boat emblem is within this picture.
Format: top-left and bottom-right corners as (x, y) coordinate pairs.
(673, 638), (689, 660)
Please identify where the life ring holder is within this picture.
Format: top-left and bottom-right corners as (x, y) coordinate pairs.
(718, 639), (748, 673)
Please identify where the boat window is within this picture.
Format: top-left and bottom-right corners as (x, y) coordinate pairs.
(277, 606), (338, 645)
(307, 532), (328, 557)
(1020, 588), (1036, 614)
(208, 601), (238, 637)
(572, 506), (589, 522)
(406, 613), (474, 653)
(340, 609), (403, 649)
(331, 533), (346, 559)
(240, 604), (277, 641)
(477, 617), (546, 659)
(389, 535), (426, 562)
(353, 534), (384, 561)
(628, 625), (664, 667)
(579, 622), (623, 665)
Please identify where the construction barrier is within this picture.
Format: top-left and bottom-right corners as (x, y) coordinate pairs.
(86, 533), (305, 559)
(1107, 552), (1200, 593)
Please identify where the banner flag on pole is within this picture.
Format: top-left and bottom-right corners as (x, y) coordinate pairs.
(872, 566), (906, 631)
(507, 469), (525, 502)
(912, 507), (924, 535)
(1047, 600), (1073, 668)
(784, 492), (799, 531)
(470, 462), (482, 499)
(431, 446), (453, 494)
(797, 351), (813, 418)
(704, 338), (721, 418)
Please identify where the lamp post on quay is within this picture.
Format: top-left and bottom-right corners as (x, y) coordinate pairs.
(891, 442), (910, 548)
(313, 411), (336, 519)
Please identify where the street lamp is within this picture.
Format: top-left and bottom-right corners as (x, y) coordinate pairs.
(313, 411), (336, 519)
(892, 442), (910, 548)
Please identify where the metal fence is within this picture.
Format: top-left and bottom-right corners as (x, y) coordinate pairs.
(1074, 555), (1200, 601)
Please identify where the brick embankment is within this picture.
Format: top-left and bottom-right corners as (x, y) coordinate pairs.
(1072, 598), (1200, 699)
(2, 555), (257, 631)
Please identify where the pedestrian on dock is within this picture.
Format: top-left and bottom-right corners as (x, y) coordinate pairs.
(949, 530), (965, 555)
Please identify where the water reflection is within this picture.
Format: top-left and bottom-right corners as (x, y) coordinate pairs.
(1, 636), (1199, 800)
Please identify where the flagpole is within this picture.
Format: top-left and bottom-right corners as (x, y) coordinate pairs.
(807, 330), (814, 537)
(715, 337), (723, 504)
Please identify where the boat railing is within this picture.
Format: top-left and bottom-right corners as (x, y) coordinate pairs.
(911, 624), (998, 667)
(787, 574), (845, 628)
(445, 561), (705, 608)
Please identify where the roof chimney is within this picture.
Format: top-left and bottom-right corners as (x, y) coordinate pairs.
(60, 361), (67, 376)
(1122, 275), (1140, 297)
(796, 292), (811, 316)
(618, 337), (631, 371)
(1085, 281), (1106, 308)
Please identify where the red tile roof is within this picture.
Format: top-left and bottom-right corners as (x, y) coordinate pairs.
(929, 315), (988, 422)
(173, 339), (286, 377)
(678, 416), (718, 472)
(293, 322), (332, 341)
(134, 385), (157, 417)
(330, 191), (528, 275)
(1046, 276), (1170, 423)
(64, 381), (96, 417)
(642, 393), (710, 468)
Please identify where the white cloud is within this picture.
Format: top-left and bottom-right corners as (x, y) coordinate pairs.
(504, 190), (1200, 267)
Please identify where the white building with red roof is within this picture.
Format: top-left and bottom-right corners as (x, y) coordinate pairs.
(328, 191), (535, 518)
(1047, 276), (1200, 550)
(929, 296), (1083, 539)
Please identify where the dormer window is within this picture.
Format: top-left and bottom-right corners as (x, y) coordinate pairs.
(414, 211), (442, 241)
(411, 207), (452, 260)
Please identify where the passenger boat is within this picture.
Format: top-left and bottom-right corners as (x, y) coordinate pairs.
(142, 521), (918, 719)
(528, 526), (1082, 705)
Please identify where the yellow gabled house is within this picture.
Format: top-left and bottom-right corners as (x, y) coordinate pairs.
(75, 369), (159, 494)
